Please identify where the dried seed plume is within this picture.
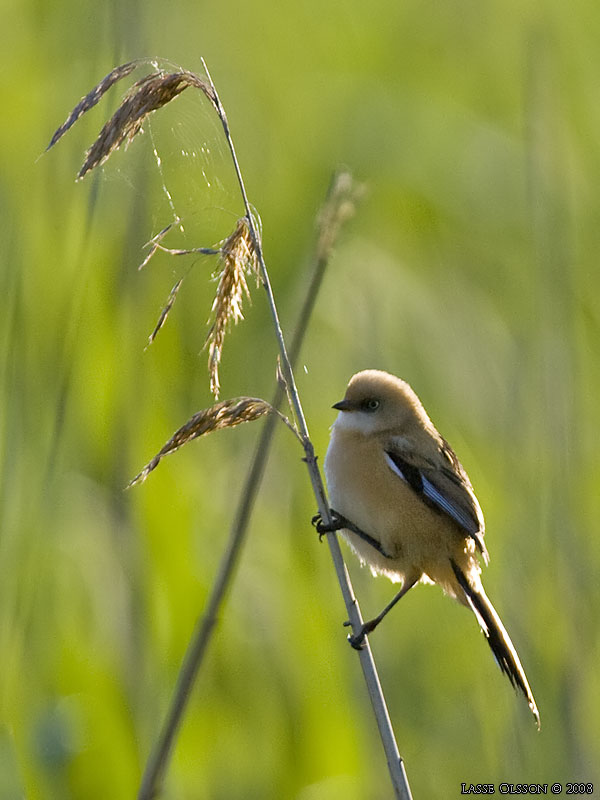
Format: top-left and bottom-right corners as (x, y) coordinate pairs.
(138, 221), (181, 271)
(205, 217), (260, 398)
(146, 278), (184, 347)
(46, 63), (217, 180)
(46, 61), (139, 151)
(128, 397), (298, 487)
(47, 62), (263, 400)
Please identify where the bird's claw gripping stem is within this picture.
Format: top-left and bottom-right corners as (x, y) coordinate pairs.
(343, 619), (377, 650)
(311, 510), (344, 541)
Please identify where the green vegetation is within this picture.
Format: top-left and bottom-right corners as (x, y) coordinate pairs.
(2, 1), (599, 797)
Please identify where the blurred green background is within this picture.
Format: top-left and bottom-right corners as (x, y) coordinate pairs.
(2, 0), (599, 797)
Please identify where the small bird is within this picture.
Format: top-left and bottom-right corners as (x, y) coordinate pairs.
(320, 369), (539, 727)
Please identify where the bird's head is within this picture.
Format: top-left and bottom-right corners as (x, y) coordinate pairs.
(332, 370), (431, 437)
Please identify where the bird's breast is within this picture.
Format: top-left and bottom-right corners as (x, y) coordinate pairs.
(324, 425), (465, 583)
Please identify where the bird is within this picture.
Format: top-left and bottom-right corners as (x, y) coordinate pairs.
(318, 369), (540, 728)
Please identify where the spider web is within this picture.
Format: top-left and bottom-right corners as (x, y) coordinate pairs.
(95, 59), (241, 262)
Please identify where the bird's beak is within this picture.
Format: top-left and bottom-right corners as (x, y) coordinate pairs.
(332, 399), (352, 411)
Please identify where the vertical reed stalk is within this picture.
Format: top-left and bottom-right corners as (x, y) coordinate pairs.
(204, 62), (413, 800)
(47, 58), (413, 800)
(138, 171), (366, 799)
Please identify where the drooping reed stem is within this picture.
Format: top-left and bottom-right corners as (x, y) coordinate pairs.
(136, 171), (405, 799)
(203, 62), (413, 800)
(47, 57), (412, 800)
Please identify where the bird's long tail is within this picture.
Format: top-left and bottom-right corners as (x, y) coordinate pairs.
(451, 560), (540, 729)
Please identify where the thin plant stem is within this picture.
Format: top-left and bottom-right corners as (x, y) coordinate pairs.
(138, 172), (367, 800)
(204, 63), (413, 800)
(137, 428), (270, 800)
(48, 58), (412, 800)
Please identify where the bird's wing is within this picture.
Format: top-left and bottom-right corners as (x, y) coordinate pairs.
(384, 436), (488, 561)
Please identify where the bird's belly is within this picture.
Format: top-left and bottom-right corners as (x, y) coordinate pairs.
(324, 430), (466, 586)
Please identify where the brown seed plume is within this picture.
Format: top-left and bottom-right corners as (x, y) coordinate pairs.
(146, 278), (184, 347)
(46, 63), (217, 180)
(48, 62), (264, 399)
(128, 397), (293, 487)
(205, 218), (260, 398)
(46, 61), (139, 151)
(77, 71), (217, 179)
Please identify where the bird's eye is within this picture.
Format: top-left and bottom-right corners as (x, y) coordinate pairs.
(363, 398), (380, 412)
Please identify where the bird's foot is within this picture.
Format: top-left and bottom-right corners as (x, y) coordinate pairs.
(343, 618), (378, 650)
(311, 510), (344, 541)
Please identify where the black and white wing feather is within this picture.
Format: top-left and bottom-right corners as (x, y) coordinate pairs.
(384, 437), (488, 562)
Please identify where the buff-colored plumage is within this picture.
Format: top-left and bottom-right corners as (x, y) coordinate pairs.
(324, 370), (539, 727)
